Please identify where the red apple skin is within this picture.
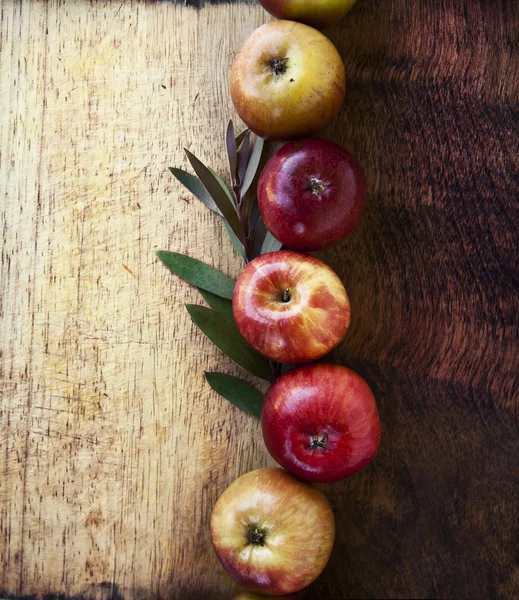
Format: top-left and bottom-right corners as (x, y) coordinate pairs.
(230, 21), (345, 140)
(258, 0), (358, 30)
(261, 364), (381, 483)
(233, 251), (350, 364)
(233, 593), (297, 599)
(258, 138), (367, 252)
(211, 468), (335, 596)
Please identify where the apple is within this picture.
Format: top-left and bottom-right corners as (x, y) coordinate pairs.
(233, 251), (350, 364)
(258, 0), (358, 30)
(230, 21), (345, 140)
(233, 593), (297, 599)
(261, 364), (381, 483)
(211, 468), (335, 595)
(258, 138), (367, 251)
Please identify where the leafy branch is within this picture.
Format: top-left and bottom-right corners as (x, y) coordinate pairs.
(157, 121), (284, 416)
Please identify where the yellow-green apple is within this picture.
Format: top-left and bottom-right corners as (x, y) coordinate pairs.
(211, 468), (335, 595)
(258, 138), (367, 251)
(230, 21), (345, 140)
(232, 251), (350, 364)
(258, 0), (358, 29)
(262, 364), (381, 483)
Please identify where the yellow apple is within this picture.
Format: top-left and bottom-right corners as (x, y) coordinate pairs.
(230, 21), (345, 140)
(258, 0), (358, 29)
(211, 468), (335, 595)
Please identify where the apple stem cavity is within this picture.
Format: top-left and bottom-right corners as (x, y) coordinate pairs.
(308, 434), (328, 450)
(308, 177), (326, 196)
(267, 57), (289, 79)
(281, 288), (291, 303)
(247, 524), (268, 546)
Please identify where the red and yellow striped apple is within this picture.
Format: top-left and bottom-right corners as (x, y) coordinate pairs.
(261, 364), (381, 483)
(232, 251), (350, 364)
(258, 0), (358, 29)
(211, 468), (335, 595)
(230, 21), (345, 140)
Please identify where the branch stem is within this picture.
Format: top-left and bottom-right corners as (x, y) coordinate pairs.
(233, 182), (278, 382)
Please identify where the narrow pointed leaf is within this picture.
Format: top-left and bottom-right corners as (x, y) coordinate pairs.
(250, 205), (268, 259)
(168, 167), (222, 216)
(226, 120), (238, 185)
(224, 220), (246, 260)
(208, 166), (237, 208)
(261, 231), (283, 255)
(184, 149), (242, 239)
(237, 130), (251, 187)
(198, 289), (234, 320)
(236, 128), (249, 149)
(186, 305), (272, 381)
(240, 137), (265, 199)
(156, 251), (235, 299)
(205, 372), (264, 417)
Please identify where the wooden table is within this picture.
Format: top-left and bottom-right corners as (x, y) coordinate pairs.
(1, 1), (517, 598)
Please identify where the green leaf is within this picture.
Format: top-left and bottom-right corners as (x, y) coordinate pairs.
(261, 231), (283, 255)
(224, 220), (246, 260)
(226, 120), (238, 185)
(184, 149), (242, 240)
(240, 137), (265, 199)
(208, 166), (237, 208)
(186, 305), (272, 381)
(205, 372), (264, 417)
(236, 128), (249, 148)
(168, 167), (222, 216)
(237, 130), (251, 187)
(156, 252), (235, 300)
(198, 289), (234, 320)
(207, 167), (245, 257)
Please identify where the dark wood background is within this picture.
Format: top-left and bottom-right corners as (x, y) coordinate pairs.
(0, 0), (517, 599)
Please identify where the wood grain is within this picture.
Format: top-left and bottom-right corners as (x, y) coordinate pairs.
(0, 1), (517, 599)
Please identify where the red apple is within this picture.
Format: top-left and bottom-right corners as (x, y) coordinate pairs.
(211, 468), (335, 595)
(233, 593), (297, 599)
(258, 0), (358, 29)
(261, 364), (381, 483)
(258, 138), (367, 251)
(230, 21), (345, 140)
(233, 251), (350, 364)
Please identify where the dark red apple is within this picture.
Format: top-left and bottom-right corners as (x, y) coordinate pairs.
(261, 364), (381, 483)
(232, 251), (350, 364)
(258, 138), (367, 251)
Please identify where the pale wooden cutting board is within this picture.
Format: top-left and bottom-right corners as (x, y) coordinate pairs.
(0, 2), (271, 597)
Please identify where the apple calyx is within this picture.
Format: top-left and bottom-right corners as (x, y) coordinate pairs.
(247, 524), (268, 546)
(267, 57), (288, 78)
(308, 434), (328, 450)
(308, 176), (326, 196)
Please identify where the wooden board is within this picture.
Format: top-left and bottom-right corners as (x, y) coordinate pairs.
(0, 0), (517, 598)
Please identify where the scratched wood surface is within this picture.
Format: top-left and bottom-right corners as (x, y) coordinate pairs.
(0, 1), (518, 599)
